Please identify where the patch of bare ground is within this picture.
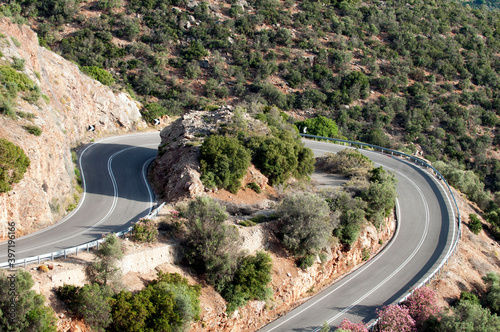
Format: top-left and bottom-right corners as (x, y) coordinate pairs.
(429, 187), (500, 309)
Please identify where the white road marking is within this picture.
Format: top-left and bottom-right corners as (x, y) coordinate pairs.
(6, 143), (156, 255)
(264, 144), (431, 332)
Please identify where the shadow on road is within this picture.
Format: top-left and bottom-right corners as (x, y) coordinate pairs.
(79, 143), (158, 203)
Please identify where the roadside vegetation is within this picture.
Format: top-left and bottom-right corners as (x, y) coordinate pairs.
(199, 105), (315, 193)
(0, 270), (57, 331)
(0, 138), (30, 193)
(1, 0), (498, 212)
(56, 234), (201, 331)
(338, 273), (500, 332)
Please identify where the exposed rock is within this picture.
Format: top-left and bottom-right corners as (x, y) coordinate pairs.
(191, 216), (397, 331)
(0, 19), (146, 239)
(152, 107), (268, 203)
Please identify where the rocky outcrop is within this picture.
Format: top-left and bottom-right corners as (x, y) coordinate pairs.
(152, 107), (269, 202)
(192, 217), (397, 331)
(0, 19), (146, 238)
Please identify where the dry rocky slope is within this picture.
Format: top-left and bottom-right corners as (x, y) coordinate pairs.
(152, 106), (271, 203)
(0, 19), (146, 239)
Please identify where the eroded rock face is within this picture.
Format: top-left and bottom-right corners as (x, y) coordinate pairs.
(152, 107), (268, 202)
(0, 19), (146, 238)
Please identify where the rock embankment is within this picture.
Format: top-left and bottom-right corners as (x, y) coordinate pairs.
(0, 19), (145, 238)
(151, 106), (269, 202)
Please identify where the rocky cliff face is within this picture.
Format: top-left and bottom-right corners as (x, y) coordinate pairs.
(152, 106), (269, 202)
(0, 18), (146, 239)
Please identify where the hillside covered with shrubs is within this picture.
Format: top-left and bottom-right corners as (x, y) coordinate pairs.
(2, 0), (499, 207)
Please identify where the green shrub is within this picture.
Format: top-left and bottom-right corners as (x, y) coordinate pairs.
(459, 291), (480, 305)
(239, 219), (257, 227)
(484, 272), (500, 315)
(141, 102), (168, 123)
(131, 218), (158, 243)
(434, 161), (490, 210)
(278, 192), (334, 255)
(1, 270), (57, 331)
(249, 213), (278, 224)
(11, 57), (25, 71)
(0, 65), (35, 91)
(81, 66), (115, 86)
(181, 196), (240, 291)
(109, 271), (201, 331)
(23, 124), (42, 136)
(246, 181), (261, 193)
(468, 213), (482, 235)
(363, 169), (397, 218)
(297, 254), (316, 269)
(438, 300), (500, 331)
(316, 149), (373, 178)
(0, 138), (30, 193)
(200, 135), (251, 193)
(295, 116), (344, 138)
(57, 283), (113, 332)
(222, 252), (273, 312)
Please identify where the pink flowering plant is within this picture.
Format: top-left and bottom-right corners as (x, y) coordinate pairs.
(131, 218), (159, 243)
(377, 304), (416, 332)
(402, 287), (441, 327)
(337, 318), (369, 332)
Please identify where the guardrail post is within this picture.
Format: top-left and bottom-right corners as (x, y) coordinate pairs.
(76, 247), (78, 256)
(24, 259), (26, 268)
(64, 249), (66, 259)
(87, 243), (89, 253)
(37, 256), (40, 265)
(51, 252), (54, 261)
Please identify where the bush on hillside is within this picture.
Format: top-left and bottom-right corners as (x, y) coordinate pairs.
(0, 138), (30, 193)
(468, 213), (482, 234)
(141, 102), (168, 123)
(277, 192), (335, 256)
(81, 66), (115, 86)
(316, 149), (373, 178)
(180, 196), (241, 291)
(222, 251), (273, 312)
(200, 135), (251, 193)
(295, 116), (344, 138)
(437, 300), (500, 331)
(1, 270), (57, 331)
(109, 271), (201, 331)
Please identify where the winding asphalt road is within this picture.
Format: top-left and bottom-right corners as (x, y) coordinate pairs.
(0, 133), (456, 332)
(260, 140), (456, 331)
(0, 133), (160, 264)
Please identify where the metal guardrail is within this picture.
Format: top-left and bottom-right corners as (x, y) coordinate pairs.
(0, 202), (166, 269)
(300, 134), (462, 329)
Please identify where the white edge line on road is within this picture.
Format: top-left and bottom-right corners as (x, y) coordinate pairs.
(264, 144), (430, 332)
(317, 172), (430, 331)
(6, 142), (98, 242)
(10, 145), (156, 255)
(142, 156), (156, 215)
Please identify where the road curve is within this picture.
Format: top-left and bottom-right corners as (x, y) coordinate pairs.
(0, 132), (160, 264)
(0, 133), (456, 332)
(260, 139), (456, 331)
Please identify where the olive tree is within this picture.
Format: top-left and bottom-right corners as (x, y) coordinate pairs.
(277, 192), (335, 256)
